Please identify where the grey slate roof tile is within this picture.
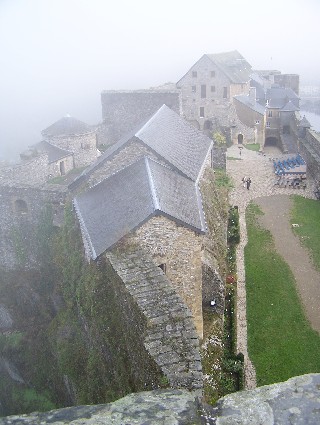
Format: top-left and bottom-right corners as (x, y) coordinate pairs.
(42, 115), (92, 136)
(32, 140), (72, 163)
(74, 156), (206, 260)
(234, 95), (265, 115)
(206, 50), (252, 83)
(73, 104), (212, 186)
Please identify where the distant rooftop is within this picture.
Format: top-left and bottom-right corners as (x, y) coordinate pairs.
(42, 115), (92, 137)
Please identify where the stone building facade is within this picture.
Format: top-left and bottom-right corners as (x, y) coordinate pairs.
(132, 216), (204, 337)
(176, 51), (252, 137)
(42, 115), (98, 168)
(72, 105), (216, 338)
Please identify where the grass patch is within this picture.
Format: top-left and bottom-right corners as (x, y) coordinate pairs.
(245, 202), (320, 386)
(290, 195), (320, 272)
(245, 143), (260, 152)
(214, 168), (234, 188)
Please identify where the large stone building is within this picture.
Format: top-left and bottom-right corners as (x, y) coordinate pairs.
(72, 104), (218, 338)
(176, 50), (252, 134)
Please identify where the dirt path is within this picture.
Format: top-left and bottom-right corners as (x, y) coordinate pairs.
(226, 144), (319, 389)
(255, 195), (320, 332)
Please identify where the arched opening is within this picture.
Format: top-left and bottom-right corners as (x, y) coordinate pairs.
(265, 136), (279, 147)
(237, 133), (243, 144)
(15, 199), (28, 214)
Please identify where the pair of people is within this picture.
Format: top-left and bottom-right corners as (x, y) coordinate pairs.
(242, 176), (252, 190)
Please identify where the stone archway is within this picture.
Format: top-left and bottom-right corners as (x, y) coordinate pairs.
(265, 136), (279, 147)
(238, 133), (243, 144)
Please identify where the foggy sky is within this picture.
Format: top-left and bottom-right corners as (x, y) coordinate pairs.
(1, 0), (320, 161)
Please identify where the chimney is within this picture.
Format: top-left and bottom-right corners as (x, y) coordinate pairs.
(249, 86), (256, 103)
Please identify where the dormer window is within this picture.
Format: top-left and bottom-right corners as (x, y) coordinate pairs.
(192, 86), (196, 93)
(192, 71), (197, 78)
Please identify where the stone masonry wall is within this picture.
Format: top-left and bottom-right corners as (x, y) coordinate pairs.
(47, 154), (74, 178)
(106, 245), (203, 392)
(300, 129), (320, 183)
(0, 185), (67, 270)
(131, 216), (204, 339)
(47, 132), (98, 168)
(0, 154), (48, 187)
(99, 91), (180, 146)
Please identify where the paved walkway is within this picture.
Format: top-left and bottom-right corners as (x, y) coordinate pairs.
(226, 144), (317, 389)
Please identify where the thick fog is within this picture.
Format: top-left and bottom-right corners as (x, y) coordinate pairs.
(1, 0), (319, 161)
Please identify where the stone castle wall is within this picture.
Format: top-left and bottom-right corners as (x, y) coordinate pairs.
(300, 129), (320, 183)
(132, 216), (204, 338)
(0, 184), (67, 270)
(98, 91), (180, 146)
(0, 154), (49, 187)
(106, 245), (203, 391)
(46, 132), (98, 168)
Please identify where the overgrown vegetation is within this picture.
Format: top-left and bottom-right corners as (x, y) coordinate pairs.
(202, 205), (243, 404)
(213, 168), (234, 189)
(245, 143), (260, 152)
(245, 201), (320, 386)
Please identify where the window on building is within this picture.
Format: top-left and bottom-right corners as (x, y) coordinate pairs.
(223, 87), (228, 98)
(192, 71), (197, 78)
(268, 110), (273, 117)
(255, 120), (260, 125)
(211, 85), (216, 92)
(201, 85), (206, 98)
(266, 121), (270, 128)
(200, 107), (205, 118)
(211, 71), (215, 77)
(192, 85), (196, 93)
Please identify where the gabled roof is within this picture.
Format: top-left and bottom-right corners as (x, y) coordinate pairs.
(266, 87), (299, 109)
(42, 115), (92, 136)
(74, 156), (206, 260)
(176, 51), (252, 86)
(233, 94), (265, 115)
(281, 100), (299, 112)
(73, 104), (212, 186)
(205, 51), (252, 84)
(31, 140), (72, 163)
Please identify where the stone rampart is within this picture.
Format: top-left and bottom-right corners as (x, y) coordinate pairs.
(1, 373), (319, 424)
(300, 129), (320, 182)
(106, 245), (203, 392)
(0, 154), (48, 187)
(98, 91), (180, 146)
(0, 184), (67, 270)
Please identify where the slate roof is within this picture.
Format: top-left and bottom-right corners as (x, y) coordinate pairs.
(32, 140), (72, 163)
(42, 115), (92, 136)
(281, 100), (299, 112)
(176, 51), (252, 86)
(233, 95), (265, 115)
(266, 87), (299, 109)
(74, 156), (206, 259)
(205, 51), (252, 84)
(73, 104), (212, 186)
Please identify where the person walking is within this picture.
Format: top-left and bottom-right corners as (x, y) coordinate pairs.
(246, 177), (251, 190)
(242, 176), (247, 188)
